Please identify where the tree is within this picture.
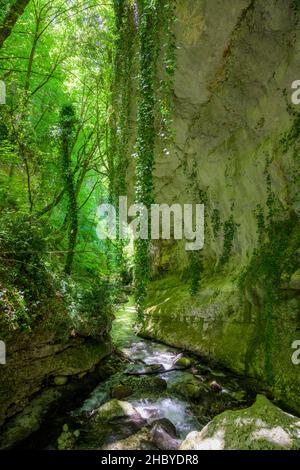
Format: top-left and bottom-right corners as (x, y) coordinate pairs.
(0, 0), (30, 49)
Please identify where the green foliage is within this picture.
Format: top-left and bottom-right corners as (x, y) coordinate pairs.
(0, 1), (116, 340)
(0, 210), (115, 339)
(57, 424), (80, 450)
(263, 155), (277, 223)
(189, 251), (203, 296)
(0, 211), (50, 333)
(133, 0), (176, 321)
(221, 212), (236, 265)
(60, 104), (78, 275)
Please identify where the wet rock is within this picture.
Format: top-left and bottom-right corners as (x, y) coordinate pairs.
(210, 381), (222, 392)
(173, 356), (192, 369)
(122, 375), (167, 395)
(150, 421), (180, 450)
(152, 377), (168, 391)
(198, 364), (225, 377)
(54, 376), (68, 386)
(168, 372), (208, 400)
(111, 385), (133, 400)
(125, 363), (165, 375)
(101, 428), (155, 450)
(75, 400), (147, 449)
(149, 418), (179, 450)
(0, 388), (61, 449)
(0, 338), (111, 428)
(73, 388), (110, 418)
(94, 399), (137, 423)
(151, 418), (177, 437)
(180, 395), (300, 450)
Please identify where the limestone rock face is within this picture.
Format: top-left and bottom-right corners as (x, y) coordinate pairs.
(0, 388), (61, 449)
(129, 0), (300, 413)
(179, 395), (300, 450)
(0, 332), (111, 428)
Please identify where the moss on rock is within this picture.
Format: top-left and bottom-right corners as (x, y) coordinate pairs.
(180, 395), (300, 450)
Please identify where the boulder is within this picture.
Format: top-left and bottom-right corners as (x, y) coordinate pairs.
(54, 376), (68, 386)
(173, 356), (192, 369)
(150, 419), (179, 450)
(111, 384), (133, 400)
(94, 399), (137, 423)
(125, 363), (165, 375)
(101, 428), (154, 450)
(180, 395), (300, 450)
(210, 381), (222, 392)
(168, 372), (208, 400)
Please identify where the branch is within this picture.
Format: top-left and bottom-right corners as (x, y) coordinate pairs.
(0, 0), (30, 49)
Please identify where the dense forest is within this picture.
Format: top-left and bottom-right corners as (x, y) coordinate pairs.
(1, 0), (300, 454)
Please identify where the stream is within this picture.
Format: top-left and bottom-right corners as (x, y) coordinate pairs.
(18, 300), (258, 450)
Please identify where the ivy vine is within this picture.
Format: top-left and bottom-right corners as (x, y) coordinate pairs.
(134, 0), (176, 321)
(221, 210), (236, 265)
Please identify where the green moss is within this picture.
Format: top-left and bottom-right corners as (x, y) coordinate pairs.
(189, 251), (203, 296)
(220, 212), (236, 265)
(239, 213), (300, 384)
(134, 0), (176, 321)
(94, 399), (135, 423)
(181, 395), (300, 450)
(211, 209), (222, 239)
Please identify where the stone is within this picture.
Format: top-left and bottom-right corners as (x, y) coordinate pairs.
(54, 376), (68, 386)
(134, 0), (300, 416)
(150, 425), (179, 451)
(101, 428), (154, 450)
(210, 381), (222, 392)
(0, 388), (61, 449)
(150, 418), (179, 450)
(151, 418), (177, 438)
(111, 384), (133, 400)
(0, 336), (111, 427)
(151, 377), (168, 391)
(167, 372), (208, 400)
(126, 363), (165, 375)
(180, 395), (300, 450)
(174, 356), (192, 369)
(94, 399), (137, 423)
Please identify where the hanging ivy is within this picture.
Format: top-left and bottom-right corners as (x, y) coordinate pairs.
(110, 1), (137, 280)
(134, 0), (176, 321)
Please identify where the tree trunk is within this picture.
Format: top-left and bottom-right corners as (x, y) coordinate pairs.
(0, 0), (30, 49)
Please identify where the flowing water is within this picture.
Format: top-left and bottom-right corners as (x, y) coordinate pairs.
(65, 300), (255, 449)
(18, 299), (256, 450)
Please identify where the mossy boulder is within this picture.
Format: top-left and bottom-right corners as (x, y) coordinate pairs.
(168, 372), (208, 400)
(174, 356), (192, 369)
(54, 376), (68, 386)
(180, 395), (300, 450)
(94, 399), (137, 423)
(111, 385), (133, 400)
(101, 428), (154, 450)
